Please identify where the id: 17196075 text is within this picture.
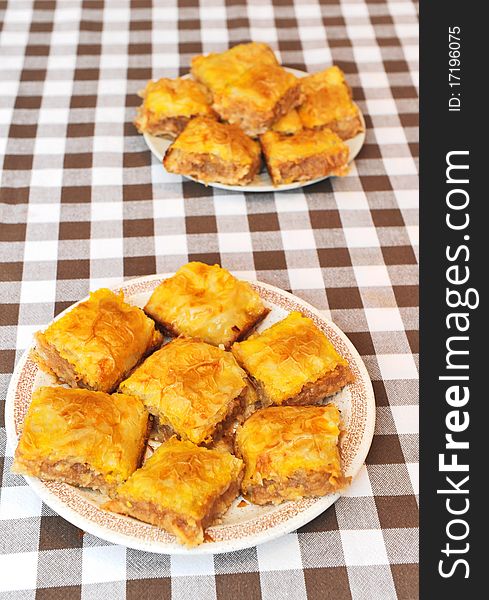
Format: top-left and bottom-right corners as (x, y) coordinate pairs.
(448, 27), (461, 112)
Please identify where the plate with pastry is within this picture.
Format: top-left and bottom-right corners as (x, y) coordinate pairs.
(135, 42), (366, 192)
(6, 262), (375, 554)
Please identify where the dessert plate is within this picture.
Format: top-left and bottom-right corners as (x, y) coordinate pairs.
(6, 274), (375, 554)
(143, 68), (366, 192)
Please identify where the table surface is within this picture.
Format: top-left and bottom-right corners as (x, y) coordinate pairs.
(0, 0), (419, 598)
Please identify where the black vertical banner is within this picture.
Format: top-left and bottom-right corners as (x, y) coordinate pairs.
(420, 2), (483, 597)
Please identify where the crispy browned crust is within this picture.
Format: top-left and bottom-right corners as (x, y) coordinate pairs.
(163, 147), (261, 186)
(242, 469), (351, 505)
(103, 470), (243, 546)
(251, 363), (355, 408)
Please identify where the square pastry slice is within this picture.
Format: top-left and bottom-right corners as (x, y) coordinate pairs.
(104, 437), (244, 546)
(12, 387), (150, 495)
(191, 41), (279, 96)
(33, 289), (163, 393)
(144, 262), (269, 347)
(134, 77), (215, 138)
(212, 64), (302, 137)
(260, 128), (350, 185)
(271, 108), (303, 135)
(119, 337), (255, 446)
(236, 405), (349, 504)
(298, 65), (364, 140)
(163, 117), (261, 185)
(232, 311), (354, 406)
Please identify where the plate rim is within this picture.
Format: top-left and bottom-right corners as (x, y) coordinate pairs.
(142, 66), (366, 193)
(5, 274), (375, 555)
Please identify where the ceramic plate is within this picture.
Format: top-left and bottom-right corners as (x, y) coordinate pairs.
(6, 274), (375, 555)
(143, 68), (366, 192)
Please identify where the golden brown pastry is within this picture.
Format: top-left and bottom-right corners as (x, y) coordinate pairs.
(163, 117), (261, 185)
(144, 262), (269, 347)
(32, 288), (163, 393)
(212, 64), (302, 137)
(232, 311), (354, 406)
(103, 437), (244, 546)
(271, 109), (303, 134)
(236, 404), (349, 504)
(134, 77), (215, 138)
(191, 41), (279, 96)
(259, 128), (349, 185)
(119, 337), (254, 446)
(298, 65), (364, 140)
(12, 386), (150, 495)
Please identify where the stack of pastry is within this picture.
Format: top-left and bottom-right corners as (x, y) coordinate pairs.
(134, 42), (363, 186)
(13, 262), (355, 546)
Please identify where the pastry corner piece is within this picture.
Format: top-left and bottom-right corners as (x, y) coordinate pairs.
(12, 387), (150, 496)
(163, 117), (261, 186)
(236, 404), (350, 505)
(32, 288), (163, 393)
(232, 311), (355, 407)
(212, 64), (303, 137)
(103, 437), (244, 547)
(298, 65), (364, 140)
(119, 337), (255, 446)
(144, 262), (270, 347)
(134, 77), (215, 139)
(260, 128), (350, 186)
(191, 41), (279, 96)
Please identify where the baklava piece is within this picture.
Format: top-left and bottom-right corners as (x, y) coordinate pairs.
(271, 108), (303, 134)
(12, 386), (150, 495)
(232, 311), (354, 407)
(236, 405), (349, 505)
(298, 65), (364, 140)
(191, 41), (279, 96)
(144, 262), (269, 347)
(104, 437), (244, 546)
(163, 117), (261, 185)
(213, 64), (302, 137)
(32, 289), (163, 393)
(119, 337), (255, 446)
(260, 128), (349, 185)
(134, 77), (215, 139)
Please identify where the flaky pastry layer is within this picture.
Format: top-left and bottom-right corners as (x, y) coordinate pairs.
(119, 337), (251, 445)
(236, 405), (349, 505)
(12, 387), (150, 494)
(103, 437), (244, 546)
(260, 128), (350, 185)
(32, 288), (162, 393)
(134, 77), (215, 138)
(191, 42), (279, 96)
(232, 311), (354, 405)
(213, 65), (302, 137)
(298, 65), (364, 140)
(163, 117), (261, 185)
(144, 261), (269, 348)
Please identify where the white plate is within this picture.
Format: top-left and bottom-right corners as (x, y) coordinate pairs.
(143, 68), (366, 192)
(6, 274), (375, 555)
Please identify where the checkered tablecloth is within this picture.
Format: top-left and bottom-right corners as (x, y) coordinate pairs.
(0, 0), (418, 598)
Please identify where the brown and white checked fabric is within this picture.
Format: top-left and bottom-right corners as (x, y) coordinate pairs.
(0, 0), (419, 598)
